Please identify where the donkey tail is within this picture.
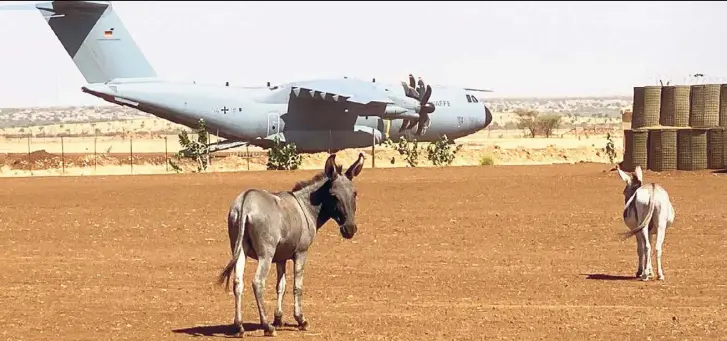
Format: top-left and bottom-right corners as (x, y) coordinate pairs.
(217, 213), (248, 291)
(620, 184), (656, 240)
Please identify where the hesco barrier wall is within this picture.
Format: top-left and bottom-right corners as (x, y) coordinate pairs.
(624, 82), (727, 171)
(647, 128), (678, 171)
(677, 128), (708, 170)
(623, 129), (649, 171)
(660, 85), (690, 127)
(707, 127), (725, 169)
(632, 86), (661, 128)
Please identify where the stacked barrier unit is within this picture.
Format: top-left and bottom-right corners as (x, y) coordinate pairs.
(625, 83), (727, 171)
(622, 128), (649, 172)
(647, 128), (679, 171)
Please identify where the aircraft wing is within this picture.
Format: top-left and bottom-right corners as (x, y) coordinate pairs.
(290, 78), (394, 106)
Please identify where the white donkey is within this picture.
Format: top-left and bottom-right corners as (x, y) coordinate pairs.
(616, 165), (675, 281)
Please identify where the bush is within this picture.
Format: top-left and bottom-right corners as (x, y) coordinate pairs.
(383, 136), (422, 167)
(168, 118), (210, 173)
(266, 136), (302, 170)
(479, 155), (495, 166)
(604, 132), (617, 164)
(426, 134), (463, 166)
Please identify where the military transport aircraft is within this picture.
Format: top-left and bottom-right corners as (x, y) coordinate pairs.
(2, 1), (494, 153)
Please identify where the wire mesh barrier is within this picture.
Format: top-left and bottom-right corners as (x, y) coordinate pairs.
(623, 82), (727, 171)
(707, 127), (725, 169)
(677, 128), (708, 171)
(647, 128), (678, 171)
(0, 134), (265, 176)
(622, 129), (649, 172)
(660, 85), (690, 127)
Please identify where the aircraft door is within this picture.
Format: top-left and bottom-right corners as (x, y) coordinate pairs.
(267, 112), (280, 136)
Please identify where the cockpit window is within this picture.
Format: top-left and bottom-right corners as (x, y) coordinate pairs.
(466, 94), (473, 103)
(472, 96), (479, 103)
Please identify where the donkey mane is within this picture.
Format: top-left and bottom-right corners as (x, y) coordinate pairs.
(291, 165), (343, 192)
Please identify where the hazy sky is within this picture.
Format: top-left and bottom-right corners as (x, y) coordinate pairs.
(1, 1), (727, 108)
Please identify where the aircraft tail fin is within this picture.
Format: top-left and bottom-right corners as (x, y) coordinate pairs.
(35, 1), (157, 84)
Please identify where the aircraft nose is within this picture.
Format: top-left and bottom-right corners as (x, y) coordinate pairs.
(483, 105), (493, 129)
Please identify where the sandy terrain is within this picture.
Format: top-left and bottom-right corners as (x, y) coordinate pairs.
(0, 128), (625, 177)
(0, 164), (723, 340)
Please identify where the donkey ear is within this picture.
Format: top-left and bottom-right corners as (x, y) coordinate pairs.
(324, 154), (338, 180)
(346, 153), (365, 180)
(634, 165), (644, 183)
(616, 166), (631, 184)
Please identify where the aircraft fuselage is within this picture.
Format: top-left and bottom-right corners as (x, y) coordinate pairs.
(83, 77), (492, 153)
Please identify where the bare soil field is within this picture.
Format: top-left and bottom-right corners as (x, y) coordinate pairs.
(1, 164), (723, 340)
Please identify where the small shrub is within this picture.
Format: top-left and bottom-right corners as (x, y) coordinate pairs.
(479, 155), (495, 166)
(266, 136), (302, 170)
(604, 132), (617, 164)
(426, 134), (463, 166)
(169, 118), (210, 173)
(383, 136), (422, 167)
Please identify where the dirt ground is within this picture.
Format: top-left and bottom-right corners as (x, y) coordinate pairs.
(0, 164), (724, 340)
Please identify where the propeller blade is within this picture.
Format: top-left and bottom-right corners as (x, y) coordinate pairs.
(399, 119), (409, 132)
(416, 114), (431, 136)
(405, 119), (418, 130)
(408, 74), (416, 89)
(421, 85), (432, 105)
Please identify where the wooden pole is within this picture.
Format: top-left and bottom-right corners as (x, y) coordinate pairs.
(61, 136), (65, 175)
(371, 131), (375, 169)
(130, 137), (134, 174)
(27, 132), (31, 173)
(165, 136), (168, 172)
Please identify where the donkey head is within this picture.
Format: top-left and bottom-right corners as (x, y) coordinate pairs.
(322, 153), (365, 239)
(616, 165), (644, 203)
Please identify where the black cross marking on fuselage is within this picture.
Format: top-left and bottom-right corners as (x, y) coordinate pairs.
(221, 106), (229, 114)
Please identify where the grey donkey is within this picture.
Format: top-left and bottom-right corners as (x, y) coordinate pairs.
(616, 165), (675, 281)
(217, 153), (365, 337)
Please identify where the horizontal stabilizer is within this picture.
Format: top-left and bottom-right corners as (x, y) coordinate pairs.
(463, 87), (494, 93)
(0, 3), (40, 11)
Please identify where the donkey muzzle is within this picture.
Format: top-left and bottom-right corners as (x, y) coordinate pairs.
(340, 224), (357, 239)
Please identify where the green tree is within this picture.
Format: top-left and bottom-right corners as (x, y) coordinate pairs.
(535, 114), (562, 138)
(169, 118), (210, 173)
(266, 136), (302, 170)
(426, 134), (463, 166)
(383, 136), (422, 167)
(514, 109), (539, 138)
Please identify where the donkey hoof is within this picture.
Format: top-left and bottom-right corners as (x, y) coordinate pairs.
(272, 315), (283, 328)
(232, 323), (244, 335)
(263, 324), (276, 337)
(657, 274), (665, 281)
(298, 320), (309, 331)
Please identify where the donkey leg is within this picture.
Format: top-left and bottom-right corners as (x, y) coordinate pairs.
(293, 251), (309, 331)
(273, 262), (287, 328)
(654, 224), (667, 281)
(634, 233), (644, 278)
(639, 228), (652, 281)
(252, 257), (276, 336)
(232, 257), (247, 336)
